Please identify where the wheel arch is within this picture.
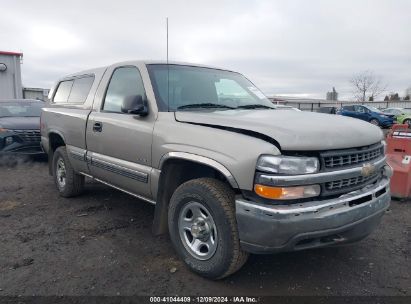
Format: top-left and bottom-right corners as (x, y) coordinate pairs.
(159, 152), (239, 188)
(152, 152), (239, 235)
(48, 131), (66, 175)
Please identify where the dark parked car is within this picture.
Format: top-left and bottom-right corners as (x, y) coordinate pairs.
(337, 105), (394, 128)
(317, 106), (337, 114)
(0, 99), (45, 155)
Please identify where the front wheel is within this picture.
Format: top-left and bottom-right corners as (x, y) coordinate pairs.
(52, 146), (85, 197)
(370, 119), (380, 126)
(168, 178), (249, 279)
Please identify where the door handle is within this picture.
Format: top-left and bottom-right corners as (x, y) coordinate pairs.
(93, 121), (103, 132)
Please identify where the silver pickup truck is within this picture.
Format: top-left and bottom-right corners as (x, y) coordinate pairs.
(41, 61), (392, 279)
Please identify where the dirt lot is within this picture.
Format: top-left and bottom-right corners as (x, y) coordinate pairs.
(0, 159), (410, 296)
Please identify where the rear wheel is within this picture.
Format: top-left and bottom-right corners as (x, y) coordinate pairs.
(52, 146), (85, 197)
(370, 119), (379, 126)
(168, 178), (249, 279)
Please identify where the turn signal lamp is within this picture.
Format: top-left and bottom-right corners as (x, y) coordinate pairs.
(254, 184), (321, 200)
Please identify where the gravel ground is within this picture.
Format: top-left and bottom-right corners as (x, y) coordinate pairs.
(0, 159), (410, 296)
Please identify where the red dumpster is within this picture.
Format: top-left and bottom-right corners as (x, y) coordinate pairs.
(386, 124), (411, 199)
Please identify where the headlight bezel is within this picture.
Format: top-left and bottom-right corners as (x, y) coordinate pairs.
(256, 154), (320, 175)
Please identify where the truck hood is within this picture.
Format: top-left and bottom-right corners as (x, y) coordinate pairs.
(175, 110), (383, 151)
(0, 116), (40, 130)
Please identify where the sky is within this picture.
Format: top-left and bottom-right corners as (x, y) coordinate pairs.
(1, 0), (410, 100)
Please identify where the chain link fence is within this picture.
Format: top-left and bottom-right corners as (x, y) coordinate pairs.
(270, 99), (411, 112)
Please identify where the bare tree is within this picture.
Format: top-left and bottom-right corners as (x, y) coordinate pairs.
(350, 70), (387, 102)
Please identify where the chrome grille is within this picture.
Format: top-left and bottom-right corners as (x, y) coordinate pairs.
(13, 129), (41, 143)
(321, 144), (383, 170)
(325, 171), (381, 193)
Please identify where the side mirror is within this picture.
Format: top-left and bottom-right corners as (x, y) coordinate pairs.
(121, 95), (148, 116)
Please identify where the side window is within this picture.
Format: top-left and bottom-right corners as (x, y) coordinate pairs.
(344, 106), (354, 111)
(356, 106), (365, 113)
(103, 67), (146, 113)
(68, 76), (94, 103)
(53, 80), (74, 103)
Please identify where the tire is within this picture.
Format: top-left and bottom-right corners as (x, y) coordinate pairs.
(403, 119), (411, 127)
(52, 146), (85, 197)
(168, 178), (249, 279)
(370, 119), (380, 126)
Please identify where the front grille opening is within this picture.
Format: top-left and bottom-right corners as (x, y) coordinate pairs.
(325, 172), (380, 191)
(322, 170), (382, 197)
(349, 195), (372, 207)
(13, 130), (41, 143)
(321, 144), (383, 170)
(375, 187), (387, 198)
(295, 238), (316, 247)
(295, 234), (344, 249)
(320, 234), (343, 243)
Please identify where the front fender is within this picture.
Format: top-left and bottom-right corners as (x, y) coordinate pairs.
(152, 113), (281, 191)
(159, 151), (239, 188)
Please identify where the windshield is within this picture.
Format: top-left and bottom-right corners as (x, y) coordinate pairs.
(402, 108), (411, 114)
(0, 102), (44, 117)
(147, 64), (275, 111)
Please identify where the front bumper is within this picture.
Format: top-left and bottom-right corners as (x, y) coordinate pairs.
(0, 141), (44, 155)
(1, 130), (44, 155)
(236, 176), (391, 254)
(380, 120), (394, 128)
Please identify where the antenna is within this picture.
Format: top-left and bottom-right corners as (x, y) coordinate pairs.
(166, 17), (170, 112)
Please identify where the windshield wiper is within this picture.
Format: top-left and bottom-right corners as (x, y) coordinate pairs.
(177, 103), (236, 110)
(236, 104), (274, 109)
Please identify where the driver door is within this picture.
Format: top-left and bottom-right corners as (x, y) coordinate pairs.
(86, 66), (154, 198)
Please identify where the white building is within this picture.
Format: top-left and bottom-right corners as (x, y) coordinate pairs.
(326, 87), (338, 101)
(0, 51), (23, 99)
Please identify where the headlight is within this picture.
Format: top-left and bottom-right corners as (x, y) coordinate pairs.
(5, 136), (14, 145)
(256, 155), (319, 175)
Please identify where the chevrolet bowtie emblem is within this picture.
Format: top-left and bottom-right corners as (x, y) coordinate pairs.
(361, 163), (376, 177)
